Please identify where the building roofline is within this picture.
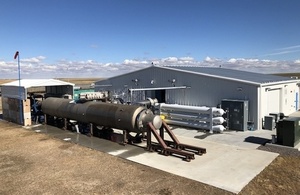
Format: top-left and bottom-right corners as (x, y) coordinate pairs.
(96, 65), (298, 86)
(158, 66), (262, 86)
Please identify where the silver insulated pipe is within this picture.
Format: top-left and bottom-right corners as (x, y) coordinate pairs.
(41, 97), (162, 133)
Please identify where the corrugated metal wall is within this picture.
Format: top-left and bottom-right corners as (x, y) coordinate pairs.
(95, 66), (259, 128)
(1, 86), (26, 100)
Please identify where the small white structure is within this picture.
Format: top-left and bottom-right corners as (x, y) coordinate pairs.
(95, 66), (300, 130)
(1, 79), (74, 126)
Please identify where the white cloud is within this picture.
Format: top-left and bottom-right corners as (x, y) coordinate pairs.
(262, 59), (271, 63)
(228, 58), (260, 64)
(204, 56), (213, 62)
(1, 55), (300, 79)
(162, 57), (178, 63)
(86, 60), (94, 64)
(228, 58), (237, 63)
(103, 63), (112, 67)
(179, 56), (194, 61)
(247, 59), (259, 62)
(22, 56), (46, 63)
(123, 59), (148, 65)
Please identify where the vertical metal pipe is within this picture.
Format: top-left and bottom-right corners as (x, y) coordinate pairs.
(146, 125), (152, 151)
(90, 123), (93, 136)
(44, 114), (47, 124)
(64, 118), (67, 130)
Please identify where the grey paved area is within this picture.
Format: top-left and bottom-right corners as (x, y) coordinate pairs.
(171, 126), (276, 149)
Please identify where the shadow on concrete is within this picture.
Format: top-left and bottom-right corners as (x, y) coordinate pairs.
(194, 133), (213, 139)
(244, 136), (270, 145)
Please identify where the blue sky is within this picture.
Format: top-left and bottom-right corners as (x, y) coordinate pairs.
(1, 0), (300, 79)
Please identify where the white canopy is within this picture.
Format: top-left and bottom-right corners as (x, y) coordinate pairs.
(2, 79), (74, 88)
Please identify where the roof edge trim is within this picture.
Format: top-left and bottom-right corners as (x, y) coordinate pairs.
(159, 66), (261, 86)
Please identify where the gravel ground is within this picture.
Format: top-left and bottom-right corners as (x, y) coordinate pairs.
(1, 120), (300, 195)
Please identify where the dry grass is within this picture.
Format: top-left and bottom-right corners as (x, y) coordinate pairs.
(0, 79), (15, 85)
(58, 78), (103, 85)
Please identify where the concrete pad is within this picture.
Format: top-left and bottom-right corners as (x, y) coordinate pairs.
(28, 125), (278, 194)
(171, 127), (275, 149)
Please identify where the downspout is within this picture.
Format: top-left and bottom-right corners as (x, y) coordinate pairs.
(257, 85), (262, 130)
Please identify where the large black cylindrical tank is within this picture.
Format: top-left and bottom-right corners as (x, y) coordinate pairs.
(41, 97), (162, 132)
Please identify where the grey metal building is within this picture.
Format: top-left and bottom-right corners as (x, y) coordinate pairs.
(95, 66), (299, 130)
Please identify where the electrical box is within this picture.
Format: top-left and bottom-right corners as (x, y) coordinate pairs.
(264, 115), (275, 130)
(221, 99), (249, 131)
(276, 117), (300, 147)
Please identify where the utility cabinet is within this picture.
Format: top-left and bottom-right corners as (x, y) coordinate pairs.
(264, 115), (275, 130)
(276, 117), (300, 147)
(221, 99), (249, 131)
